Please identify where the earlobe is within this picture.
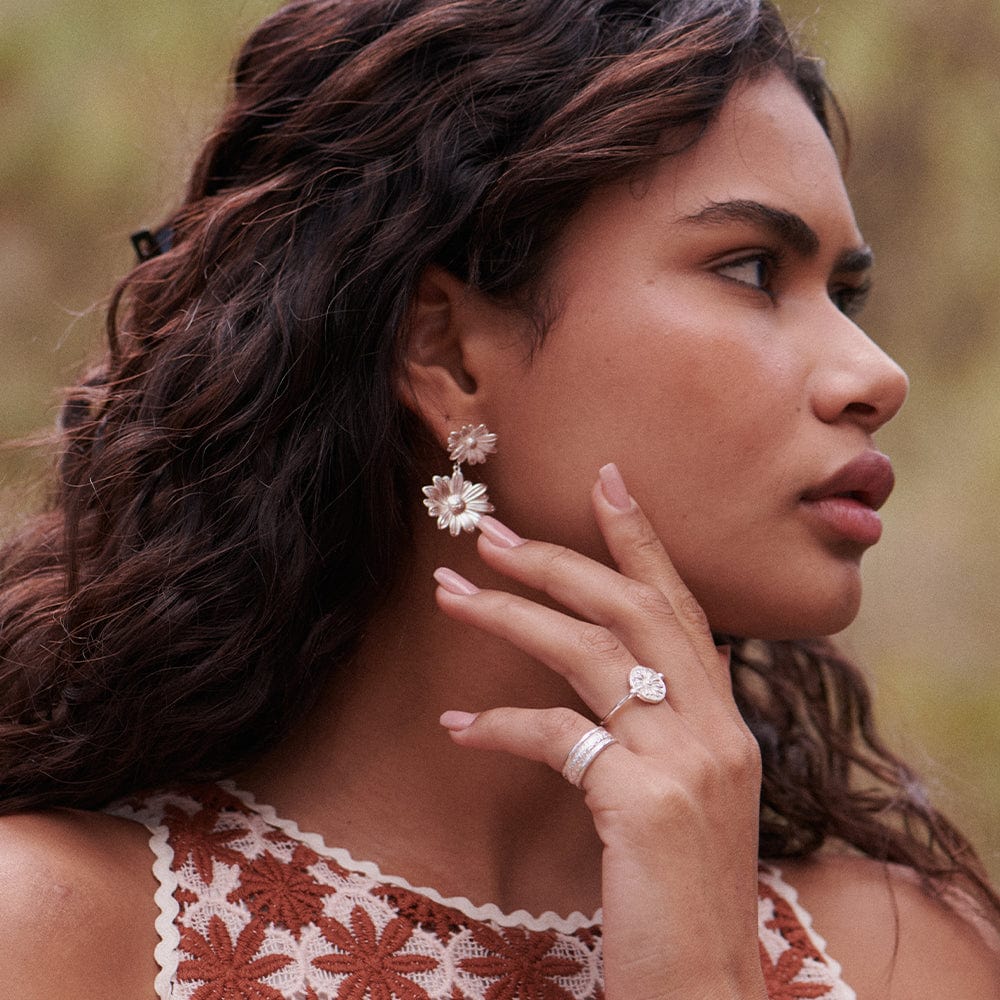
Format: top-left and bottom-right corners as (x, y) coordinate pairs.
(397, 266), (480, 439)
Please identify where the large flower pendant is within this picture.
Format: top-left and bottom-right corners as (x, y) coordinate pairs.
(422, 468), (494, 536)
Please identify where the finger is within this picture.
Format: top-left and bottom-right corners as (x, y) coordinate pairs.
(433, 568), (664, 719)
(440, 706), (630, 792)
(591, 464), (734, 697)
(433, 569), (729, 752)
(472, 527), (721, 714)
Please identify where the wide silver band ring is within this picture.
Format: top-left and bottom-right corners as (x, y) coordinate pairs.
(561, 726), (617, 788)
(599, 664), (667, 727)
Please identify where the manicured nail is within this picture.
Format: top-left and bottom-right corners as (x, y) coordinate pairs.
(599, 463), (632, 511)
(478, 515), (525, 548)
(433, 567), (480, 596)
(440, 710), (478, 731)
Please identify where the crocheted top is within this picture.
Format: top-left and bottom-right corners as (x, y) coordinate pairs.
(109, 782), (856, 1000)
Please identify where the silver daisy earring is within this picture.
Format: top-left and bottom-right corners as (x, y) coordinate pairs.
(422, 423), (497, 536)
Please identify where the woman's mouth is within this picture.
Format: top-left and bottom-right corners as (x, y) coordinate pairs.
(799, 451), (895, 547)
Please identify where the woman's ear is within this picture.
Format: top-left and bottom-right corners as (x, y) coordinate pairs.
(397, 265), (500, 443)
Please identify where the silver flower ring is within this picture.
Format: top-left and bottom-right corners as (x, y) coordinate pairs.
(599, 665), (667, 727)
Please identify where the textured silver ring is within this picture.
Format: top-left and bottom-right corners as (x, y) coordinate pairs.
(561, 726), (617, 788)
(599, 665), (667, 727)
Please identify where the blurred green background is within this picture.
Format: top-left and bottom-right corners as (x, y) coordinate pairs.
(0, 1), (997, 878)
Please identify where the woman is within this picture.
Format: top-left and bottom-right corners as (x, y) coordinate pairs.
(0, 1), (997, 997)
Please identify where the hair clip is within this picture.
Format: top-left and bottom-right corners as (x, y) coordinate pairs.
(130, 225), (174, 263)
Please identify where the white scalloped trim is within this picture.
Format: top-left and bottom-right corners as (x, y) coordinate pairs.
(103, 806), (181, 1000)
(147, 823), (182, 1000)
(763, 864), (857, 1000)
(220, 780), (603, 933)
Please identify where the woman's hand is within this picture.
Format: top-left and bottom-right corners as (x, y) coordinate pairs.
(434, 463), (767, 1000)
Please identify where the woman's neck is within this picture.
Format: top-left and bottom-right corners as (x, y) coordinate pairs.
(238, 527), (604, 916)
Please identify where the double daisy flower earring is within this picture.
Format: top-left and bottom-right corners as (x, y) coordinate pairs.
(422, 423), (497, 535)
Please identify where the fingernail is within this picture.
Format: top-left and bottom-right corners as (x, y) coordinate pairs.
(433, 567), (480, 595)
(478, 515), (525, 548)
(599, 463), (632, 511)
(440, 710), (478, 731)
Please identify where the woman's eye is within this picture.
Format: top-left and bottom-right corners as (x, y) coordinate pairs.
(830, 281), (871, 319)
(716, 255), (772, 292)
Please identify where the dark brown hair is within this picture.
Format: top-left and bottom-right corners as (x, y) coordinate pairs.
(1, 0), (997, 924)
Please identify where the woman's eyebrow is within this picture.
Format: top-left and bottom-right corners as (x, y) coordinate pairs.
(835, 245), (875, 274)
(680, 199), (874, 273)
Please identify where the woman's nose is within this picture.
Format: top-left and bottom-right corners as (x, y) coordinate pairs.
(809, 311), (909, 434)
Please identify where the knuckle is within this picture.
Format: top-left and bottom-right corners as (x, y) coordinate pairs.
(546, 707), (586, 745)
(621, 582), (675, 623)
(491, 593), (521, 618)
(576, 625), (624, 661)
(538, 545), (576, 586)
(644, 776), (693, 816)
(474, 706), (515, 731)
(729, 715), (762, 757)
(675, 590), (710, 634)
(686, 746), (721, 792)
(628, 520), (665, 558)
(721, 737), (762, 782)
(489, 593), (535, 630)
(674, 739), (760, 796)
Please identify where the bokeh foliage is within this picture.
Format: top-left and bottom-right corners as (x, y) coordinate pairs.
(0, 1), (997, 877)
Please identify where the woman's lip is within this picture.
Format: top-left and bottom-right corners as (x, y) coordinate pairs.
(800, 450), (895, 511)
(800, 495), (884, 546)
(799, 450), (894, 546)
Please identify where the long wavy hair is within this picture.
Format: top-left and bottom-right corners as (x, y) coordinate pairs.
(1, 0), (997, 923)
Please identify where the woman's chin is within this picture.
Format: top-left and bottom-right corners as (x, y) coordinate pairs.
(705, 579), (863, 642)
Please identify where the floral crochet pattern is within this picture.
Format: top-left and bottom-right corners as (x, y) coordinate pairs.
(314, 908), (438, 999)
(372, 885), (469, 946)
(109, 784), (855, 1000)
(458, 925), (583, 1000)
(228, 846), (337, 938)
(177, 916), (292, 1000)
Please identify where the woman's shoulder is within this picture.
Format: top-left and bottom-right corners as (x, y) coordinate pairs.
(778, 853), (1000, 1000)
(0, 807), (159, 1000)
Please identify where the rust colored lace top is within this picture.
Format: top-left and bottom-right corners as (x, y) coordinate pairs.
(109, 783), (856, 1000)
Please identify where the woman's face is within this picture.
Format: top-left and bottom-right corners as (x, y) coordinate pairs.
(477, 72), (908, 640)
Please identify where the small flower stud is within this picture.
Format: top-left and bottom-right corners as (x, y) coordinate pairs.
(423, 424), (497, 535)
(447, 424), (497, 466)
